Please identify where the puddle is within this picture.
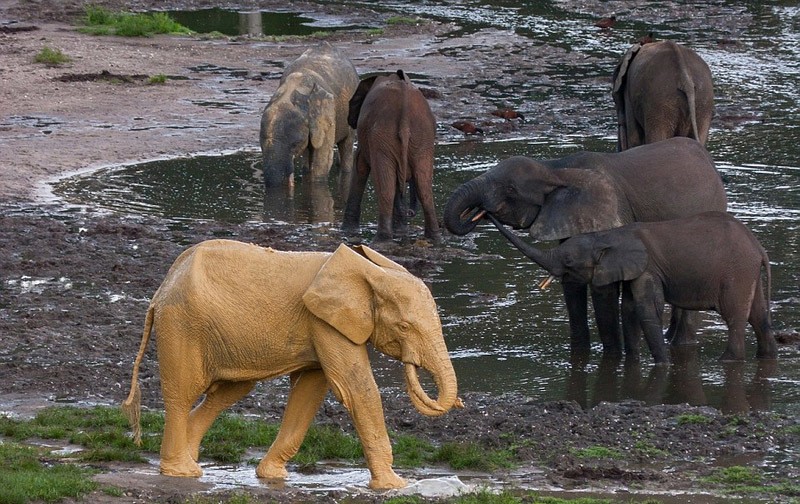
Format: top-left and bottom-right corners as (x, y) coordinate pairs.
(166, 8), (368, 37)
(47, 138), (800, 418)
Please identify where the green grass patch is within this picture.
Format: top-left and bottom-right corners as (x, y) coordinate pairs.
(34, 46), (71, 65)
(633, 440), (668, 458)
(706, 465), (763, 486)
(1, 406), (518, 476)
(0, 442), (98, 504)
(676, 413), (712, 425)
(432, 441), (515, 471)
(387, 16), (422, 26)
(148, 73), (167, 84)
(571, 445), (622, 460)
(79, 6), (192, 37)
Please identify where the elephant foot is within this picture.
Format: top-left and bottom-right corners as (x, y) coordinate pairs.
(160, 457), (203, 477)
(256, 459), (288, 480)
(718, 349), (745, 362)
(368, 470), (406, 490)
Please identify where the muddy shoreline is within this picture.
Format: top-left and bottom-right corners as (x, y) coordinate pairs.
(1, 1), (798, 502)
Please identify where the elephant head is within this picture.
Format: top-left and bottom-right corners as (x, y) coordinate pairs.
(348, 70), (409, 129)
(260, 74), (336, 187)
(444, 156), (623, 242)
(486, 213), (648, 287)
(302, 244), (461, 416)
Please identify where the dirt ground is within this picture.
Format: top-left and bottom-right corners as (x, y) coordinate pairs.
(1, 0), (798, 502)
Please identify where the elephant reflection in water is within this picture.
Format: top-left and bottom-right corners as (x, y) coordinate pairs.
(262, 180), (338, 224)
(122, 240), (462, 490)
(566, 346), (777, 414)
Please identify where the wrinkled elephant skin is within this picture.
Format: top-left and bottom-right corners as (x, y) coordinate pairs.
(488, 211), (778, 364)
(612, 40), (714, 151)
(342, 70), (440, 243)
(121, 240), (461, 490)
(259, 42), (359, 187)
(444, 137), (727, 356)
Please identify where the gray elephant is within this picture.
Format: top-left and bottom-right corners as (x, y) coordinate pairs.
(487, 211), (777, 364)
(342, 70), (439, 243)
(444, 137), (727, 356)
(259, 42), (359, 187)
(613, 40), (714, 151)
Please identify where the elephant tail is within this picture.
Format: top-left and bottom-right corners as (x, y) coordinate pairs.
(396, 70), (411, 200)
(121, 303), (155, 446)
(675, 48), (701, 142)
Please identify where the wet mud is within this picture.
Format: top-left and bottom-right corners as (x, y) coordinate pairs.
(1, 0), (799, 502)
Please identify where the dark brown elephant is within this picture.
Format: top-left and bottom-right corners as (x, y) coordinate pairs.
(259, 42), (359, 187)
(342, 70), (439, 243)
(612, 40), (714, 151)
(444, 137), (727, 356)
(488, 211), (777, 364)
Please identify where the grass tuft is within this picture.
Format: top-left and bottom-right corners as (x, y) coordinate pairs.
(80, 6), (192, 37)
(34, 46), (71, 65)
(0, 442), (98, 504)
(571, 445), (622, 460)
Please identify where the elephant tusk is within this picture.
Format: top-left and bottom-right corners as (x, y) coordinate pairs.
(539, 275), (556, 290)
(470, 209), (487, 222)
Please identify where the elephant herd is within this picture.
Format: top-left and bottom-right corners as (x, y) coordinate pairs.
(258, 39), (776, 367)
(122, 38), (778, 491)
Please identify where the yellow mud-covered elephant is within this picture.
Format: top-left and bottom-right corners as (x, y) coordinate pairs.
(122, 240), (462, 490)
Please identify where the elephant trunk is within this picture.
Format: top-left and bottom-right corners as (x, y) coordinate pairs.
(487, 213), (563, 275)
(444, 178), (485, 236)
(404, 341), (461, 417)
(263, 157), (294, 188)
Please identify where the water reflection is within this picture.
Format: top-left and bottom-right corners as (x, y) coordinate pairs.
(564, 347), (778, 414)
(166, 8), (364, 37)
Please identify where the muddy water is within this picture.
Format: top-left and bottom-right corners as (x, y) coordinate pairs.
(52, 1), (800, 420)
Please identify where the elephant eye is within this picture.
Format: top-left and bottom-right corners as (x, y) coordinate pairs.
(505, 185), (517, 196)
(398, 321), (411, 333)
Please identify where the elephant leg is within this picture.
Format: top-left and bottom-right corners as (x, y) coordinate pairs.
(257, 370), (328, 479)
(371, 153), (397, 242)
(719, 317), (747, 361)
(157, 337), (206, 477)
(187, 380), (256, 461)
(749, 287), (777, 359)
(666, 308), (698, 345)
(621, 282), (641, 358)
(562, 281), (591, 353)
(590, 283), (622, 357)
(337, 134), (355, 175)
(629, 276), (669, 365)
(392, 190), (409, 236)
(411, 157), (440, 243)
(342, 150), (370, 232)
(315, 333), (404, 489)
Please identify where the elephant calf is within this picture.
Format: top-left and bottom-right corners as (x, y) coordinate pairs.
(122, 240), (462, 489)
(259, 42), (359, 187)
(342, 70), (440, 242)
(488, 211), (778, 364)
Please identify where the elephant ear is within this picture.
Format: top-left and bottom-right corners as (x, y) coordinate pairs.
(302, 244), (378, 345)
(348, 75), (378, 129)
(612, 44), (641, 151)
(592, 232), (648, 286)
(528, 169), (625, 242)
(308, 83), (335, 150)
(353, 244), (409, 273)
